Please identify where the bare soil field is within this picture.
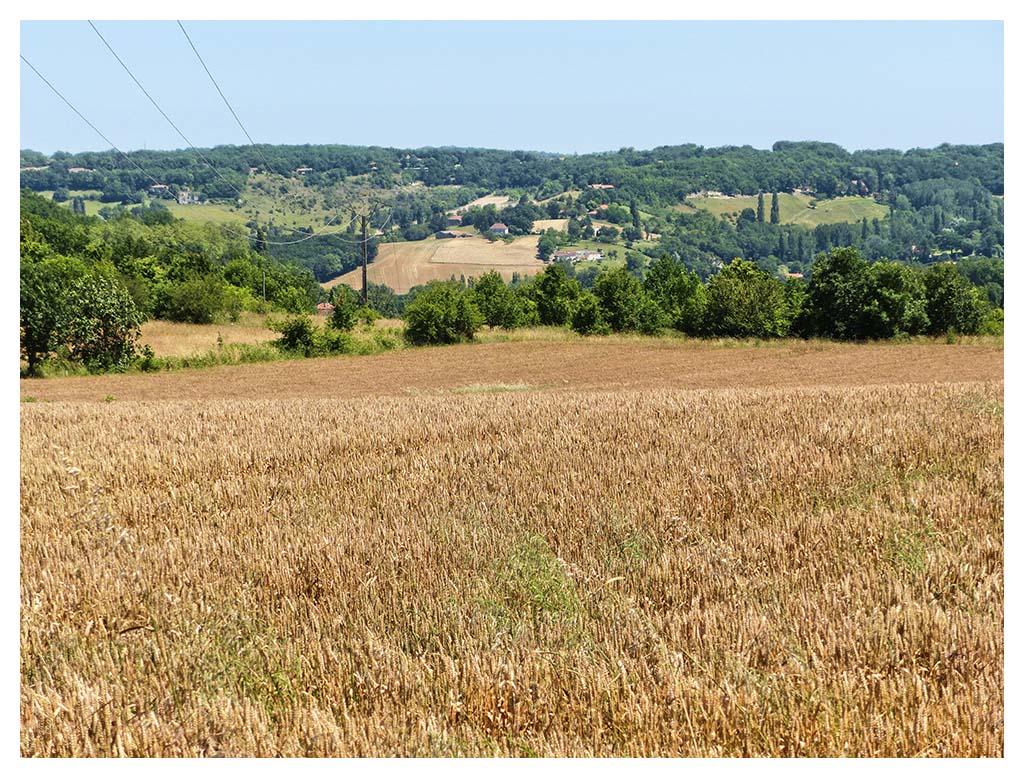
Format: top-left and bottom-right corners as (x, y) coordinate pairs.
(324, 235), (546, 293)
(19, 339), (1002, 404)
(20, 362), (1004, 756)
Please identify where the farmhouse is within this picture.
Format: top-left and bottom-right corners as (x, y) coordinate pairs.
(447, 213), (463, 225)
(435, 231), (458, 239)
(148, 183), (169, 192)
(68, 167), (94, 173)
(316, 302), (335, 315)
(489, 222), (509, 235)
(295, 167), (314, 175)
(177, 189), (200, 205)
(589, 183), (615, 190)
(550, 249), (604, 264)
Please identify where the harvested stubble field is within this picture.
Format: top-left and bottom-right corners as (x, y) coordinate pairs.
(20, 341), (1003, 757)
(324, 235), (546, 293)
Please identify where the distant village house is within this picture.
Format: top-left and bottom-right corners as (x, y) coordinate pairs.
(316, 302), (335, 315)
(550, 249), (604, 264)
(489, 222), (509, 235)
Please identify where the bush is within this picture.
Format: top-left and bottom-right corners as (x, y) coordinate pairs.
(592, 267), (667, 334)
(472, 271), (529, 329)
(157, 275), (239, 324)
(703, 259), (790, 339)
(924, 262), (987, 336)
(272, 316), (317, 356)
(979, 305), (1004, 336)
(530, 264), (581, 326)
(272, 316), (357, 357)
(21, 256), (143, 375)
(354, 306), (381, 326)
(570, 292), (608, 335)
(403, 224), (430, 242)
(403, 281), (484, 346)
(328, 295), (358, 332)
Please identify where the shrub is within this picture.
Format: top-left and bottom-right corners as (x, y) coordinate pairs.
(592, 267), (667, 334)
(472, 271), (529, 330)
(21, 256), (143, 375)
(157, 274), (239, 324)
(403, 281), (484, 346)
(530, 264), (581, 326)
(570, 292), (608, 335)
(328, 295), (358, 332)
(924, 263), (987, 336)
(354, 306), (381, 326)
(703, 259), (790, 339)
(272, 316), (317, 356)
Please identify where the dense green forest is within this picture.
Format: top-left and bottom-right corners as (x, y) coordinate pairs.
(21, 141), (1004, 283)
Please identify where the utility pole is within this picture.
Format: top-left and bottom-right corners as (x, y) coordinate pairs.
(360, 214), (368, 306)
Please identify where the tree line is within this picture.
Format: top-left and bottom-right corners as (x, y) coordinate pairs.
(392, 247), (1001, 346)
(21, 141), (1002, 208)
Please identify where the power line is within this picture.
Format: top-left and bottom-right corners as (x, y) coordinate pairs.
(87, 20), (389, 246)
(20, 54), (368, 247)
(175, 20), (278, 177)
(172, 19), (377, 244)
(87, 20), (248, 202)
(25, 34), (395, 249)
(20, 54), (165, 191)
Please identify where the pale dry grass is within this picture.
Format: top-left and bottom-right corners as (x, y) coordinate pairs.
(139, 313), (277, 358)
(532, 219), (569, 232)
(455, 194), (511, 212)
(20, 381), (1003, 756)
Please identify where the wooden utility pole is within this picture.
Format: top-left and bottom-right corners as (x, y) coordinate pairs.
(360, 214), (368, 306)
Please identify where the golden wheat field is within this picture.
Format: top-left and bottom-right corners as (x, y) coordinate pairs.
(20, 342), (1003, 757)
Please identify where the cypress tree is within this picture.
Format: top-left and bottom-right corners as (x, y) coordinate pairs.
(777, 233), (786, 260)
(861, 217), (869, 241)
(757, 192), (765, 223)
(770, 192), (780, 224)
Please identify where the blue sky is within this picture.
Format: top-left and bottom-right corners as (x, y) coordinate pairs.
(20, 20), (1003, 155)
